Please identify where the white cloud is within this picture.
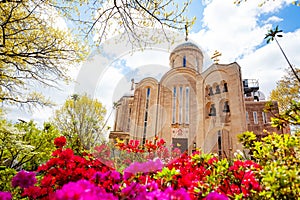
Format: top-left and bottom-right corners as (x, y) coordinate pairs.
(263, 16), (283, 24)
(190, 0), (299, 98)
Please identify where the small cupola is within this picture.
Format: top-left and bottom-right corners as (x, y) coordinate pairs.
(169, 42), (204, 72)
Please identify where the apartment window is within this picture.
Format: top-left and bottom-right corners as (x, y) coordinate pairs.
(179, 86), (183, 124)
(183, 56), (186, 67)
(185, 87), (190, 123)
(172, 87), (177, 124)
(253, 111), (258, 124)
(143, 88), (151, 144)
(246, 112), (249, 124)
(262, 112), (267, 124)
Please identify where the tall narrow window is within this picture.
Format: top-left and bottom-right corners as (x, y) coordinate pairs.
(127, 108), (131, 131)
(223, 101), (230, 112)
(209, 104), (216, 116)
(208, 87), (214, 96)
(196, 59), (199, 71)
(143, 88), (151, 144)
(223, 83), (228, 92)
(183, 56), (186, 67)
(185, 87), (189, 123)
(179, 87), (183, 124)
(246, 112), (249, 124)
(218, 130), (222, 157)
(172, 87), (177, 124)
(215, 85), (221, 94)
(253, 111), (258, 124)
(262, 112), (267, 124)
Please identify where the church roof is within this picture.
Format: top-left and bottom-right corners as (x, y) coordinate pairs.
(173, 41), (200, 51)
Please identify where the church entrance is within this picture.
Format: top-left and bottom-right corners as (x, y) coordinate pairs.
(172, 138), (188, 153)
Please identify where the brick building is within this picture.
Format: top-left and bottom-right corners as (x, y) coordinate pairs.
(110, 41), (285, 157)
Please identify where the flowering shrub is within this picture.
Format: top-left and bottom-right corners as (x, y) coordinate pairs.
(7, 134), (297, 199)
(54, 180), (117, 200)
(12, 170), (37, 189)
(22, 137), (112, 199)
(205, 192), (228, 200)
(124, 158), (163, 177)
(53, 136), (67, 148)
(239, 131), (300, 199)
(0, 191), (12, 200)
(93, 137), (182, 172)
(155, 151), (262, 199)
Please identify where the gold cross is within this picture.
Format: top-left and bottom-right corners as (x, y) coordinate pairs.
(211, 50), (222, 64)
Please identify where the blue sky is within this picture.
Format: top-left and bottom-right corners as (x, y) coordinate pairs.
(7, 0), (300, 128)
(188, 1), (300, 33)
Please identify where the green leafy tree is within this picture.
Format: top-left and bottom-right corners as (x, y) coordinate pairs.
(265, 101), (300, 130)
(270, 68), (300, 113)
(0, 1), (86, 107)
(52, 94), (107, 150)
(1, 0), (195, 108)
(0, 120), (60, 170)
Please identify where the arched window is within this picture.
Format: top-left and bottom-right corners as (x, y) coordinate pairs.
(208, 87), (214, 96)
(179, 86), (183, 124)
(223, 101), (230, 112)
(223, 83), (228, 92)
(218, 130), (222, 158)
(185, 87), (190, 123)
(172, 87), (177, 124)
(143, 88), (151, 144)
(183, 56), (186, 67)
(209, 104), (216, 116)
(215, 85), (221, 94)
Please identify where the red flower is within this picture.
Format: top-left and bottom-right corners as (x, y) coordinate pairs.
(54, 136), (67, 148)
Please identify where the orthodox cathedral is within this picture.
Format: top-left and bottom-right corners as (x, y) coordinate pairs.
(109, 41), (284, 158)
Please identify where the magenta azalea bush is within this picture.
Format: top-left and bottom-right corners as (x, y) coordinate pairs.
(11, 170), (37, 189)
(1, 132), (299, 199)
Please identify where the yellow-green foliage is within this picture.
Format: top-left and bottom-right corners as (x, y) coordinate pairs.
(0, 1), (86, 106)
(0, 120), (60, 171)
(239, 131), (300, 199)
(52, 94), (107, 150)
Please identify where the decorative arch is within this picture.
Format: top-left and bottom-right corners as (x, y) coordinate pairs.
(136, 77), (159, 89)
(160, 67), (197, 86)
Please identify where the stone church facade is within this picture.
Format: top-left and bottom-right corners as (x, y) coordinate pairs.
(110, 42), (283, 158)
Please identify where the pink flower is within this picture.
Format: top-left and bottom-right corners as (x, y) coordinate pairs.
(0, 191), (12, 200)
(124, 158), (163, 176)
(12, 170), (37, 189)
(54, 180), (117, 200)
(205, 192), (229, 200)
